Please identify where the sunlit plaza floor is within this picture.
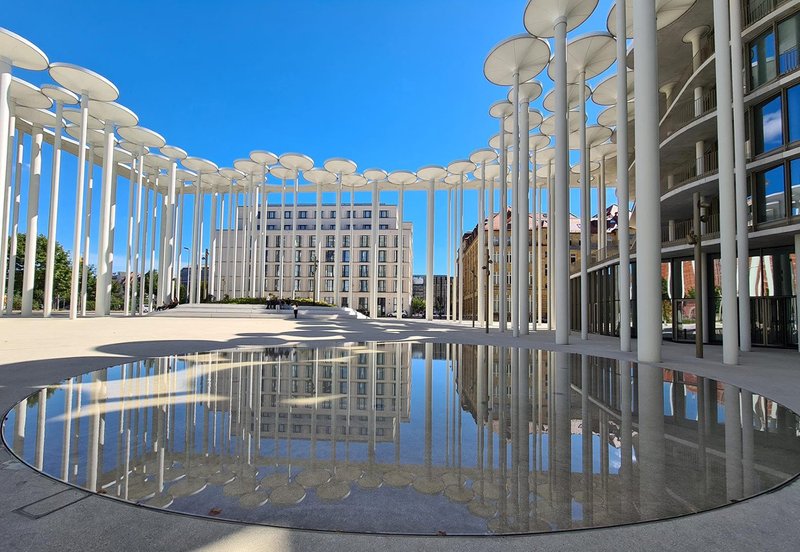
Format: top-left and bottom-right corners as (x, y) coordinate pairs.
(0, 313), (799, 551)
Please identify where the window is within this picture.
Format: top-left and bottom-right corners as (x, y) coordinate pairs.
(750, 29), (776, 89)
(378, 235), (387, 247)
(345, 210), (351, 219)
(789, 84), (800, 144)
(294, 236), (302, 247)
(325, 250), (335, 262)
(267, 211), (276, 219)
(342, 265), (350, 277)
(325, 279), (334, 292)
(380, 210), (388, 218)
(363, 224), (371, 230)
(379, 224), (388, 229)
(777, 12), (799, 75)
(378, 280), (386, 292)
(284, 210), (292, 219)
(791, 158), (800, 216)
(363, 210), (371, 219)
(294, 251), (301, 262)
(359, 280), (369, 292)
(330, 210), (336, 218)
(378, 265), (386, 277)
(755, 164), (786, 222)
(309, 236), (316, 248)
(342, 250), (350, 262)
(378, 250), (386, 263)
(299, 210), (307, 219)
(359, 250), (369, 262)
(283, 224), (291, 231)
(359, 235), (369, 247)
(359, 265), (369, 277)
(754, 96), (783, 155)
(325, 235), (335, 247)
(343, 235), (350, 247)
(342, 280), (349, 292)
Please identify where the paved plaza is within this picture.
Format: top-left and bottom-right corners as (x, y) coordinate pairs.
(1, 315), (799, 551)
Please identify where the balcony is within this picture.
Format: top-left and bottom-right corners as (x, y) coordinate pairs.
(664, 150), (719, 193)
(744, 0), (792, 27)
(661, 88), (718, 140)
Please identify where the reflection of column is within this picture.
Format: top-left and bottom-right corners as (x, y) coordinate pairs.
(425, 342), (433, 480)
(34, 389), (47, 470)
(795, 234), (800, 353)
(518, 348), (530, 531)
(619, 360), (633, 517)
(580, 355), (593, 525)
(426, 181), (434, 321)
(61, 378), (74, 480)
(13, 398), (27, 454)
(87, 373), (104, 492)
(637, 365), (665, 519)
(553, 351), (571, 527)
(724, 383), (743, 501)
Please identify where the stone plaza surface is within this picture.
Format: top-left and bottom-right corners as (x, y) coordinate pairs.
(0, 314), (799, 551)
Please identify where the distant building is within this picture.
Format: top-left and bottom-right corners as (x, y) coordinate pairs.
(412, 275), (450, 315)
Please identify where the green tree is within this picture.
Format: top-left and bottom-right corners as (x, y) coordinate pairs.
(411, 296), (425, 315)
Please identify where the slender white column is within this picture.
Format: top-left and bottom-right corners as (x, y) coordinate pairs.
(164, 160), (177, 303)
(69, 95), (90, 319)
(216, 192), (224, 298)
(21, 126), (43, 316)
(226, 180), (234, 298)
(240, 178), (249, 297)
(80, 149), (95, 316)
(5, 123), (22, 315)
(290, 177), (297, 299)
(279, 178), (286, 299)
(616, 0), (631, 352)
(333, 177), (342, 306)
(138, 180), (149, 315)
(519, 92), (530, 336)
(43, 100), (65, 317)
(370, 181), (378, 317)
(313, 183), (321, 301)
(457, 177), (464, 323)
(598, 154), (607, 256)
(530, 146), (538, 329)
(477, 162), (486, 325)
(0, 61), (10, 311)
(511, 72), (521, 337)
(157, 188), (167, 307)
(189, 179), (200, 303)
(0, 115), (15, 314)
(195, 185), (204, 304)
(712, 0), (739, 365)
(131, 162), (144, 313)
(547, 161), (554, 330)
(446, 186), (451, 320)
(94, 122), (116, 316)
(536, 175), (544, 325)
(209, 190), (218, 299)
(553, 16), (570, 345)
(349, 187), (355, 309)
(488, 176), (496, 326)
(633, 1), (662, 363)
(729, 0), (750, 352)
(250, 175), (259, 297)
(499, 118), (509, 332)
(396, 183), (404, 319)
(232, 190), (240, 298)
(175, 186), (185, 301)
(259, 181), (268, 298)
(579, 71), (589, 340)
(148, 180), (158, 310)
(123, 156), (136, 315)
(426, 181), (434, 321)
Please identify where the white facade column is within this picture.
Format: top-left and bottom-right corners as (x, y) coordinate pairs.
(21, 125), (43, 316)
(334, 176), (342, 306)
(80, 148), (95, 316)
(226, 180), (234, 298)
(209, 190), (218, 299)
(616, 0), (632, 352)
(713, 0), (739, 365)
(278, 178), (286, 298)
(43, 100), (65, 317)
(518, 90), (530, 336)
(537, 173), (544, 325)
(553, 16), (570, 345)
(426, 181), (434, 321)
(148, 180), (158, 310)
(477, 163), (486, 326)
(189, 180), (199, 303)
(131, 164), (143, 313)
(633, 0), (662, 363)
(175, 185), (185, 301)
(396, 183), (404, 319)
(94, 121), (116, 316)
(598, 154), (607, 256)
(315, 182), (322, 301)
(370, 181), (378, 317)
(0, 60), (10, 313)
(195, 185), (205, 304)
(137, 179), (149, 315)
(547, 161), (554, 331)
(446, 187), (452, 320)
(123, 156), (136, 315)
(216, 192), (224, 298)
(258, 179), (268, 298)
(290, 177), (297, 299)
(729, 0), (751, 352)
(579, 71), (589, 340)
(164, 159), (178, 302)
(0, 106), (14, 315)
(69, 95), (90, 319)
(488, 175), (496, 326)
(250, 174), (259, 298)
(510, 73), (521, 337)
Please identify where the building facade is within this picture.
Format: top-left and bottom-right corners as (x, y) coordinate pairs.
(218, 203), (413, 316)
(412, 275), (450, 315)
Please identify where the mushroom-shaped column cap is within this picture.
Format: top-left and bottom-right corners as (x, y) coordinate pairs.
(144, 153), (171, 171)
(176, 169), (197, 183)
(119, 141), (149, 157)
(542, 83), (592, 112)
(49, 62), (119, 102)
(88, 101), (138, 127)
(529, 134), (551, 152)
(597, 102), (635, 126)
(489, 100), (514, 119)
(448, 160), (477, 177)
(523, 0), (599, 38)
(10, 78), (52, 109)
(113, 147), (133, 164)
(417, 166), (447, 183)
(63, 108), (104, 130)
(269, 166), (297, 181)
(488, 132), (512, 150)
(323, 158), (357, 175)
(65, 124), (107, 147)
(387, 170), (417, 186)
(0, 28), (49, 70)
(280, 153), (314, 172)
(160, 145), (187, 160)
(568, 124), (613, 149)
(16, 106), (58, 127)
(183, 156), (219, 175)
(607, 0), (697, 38)
(477, 163), (502, 181)
(341, 173), (367, 188)
(507, 80), (543, 104)
(592, 71), (634, 106)
(233, 158), (261, 175)
(363, 168), (388, 182)
(251, 150), (278, 166)
(469, 148), (498, 165)
(41, 84), (78, 105)
(219, 167), (244, 181)
(590, 141), (619, 161)
(558, 32), (618, 83)
(484, 34), (550, 86)
(304, 168), (337, 186)
(540, 111), (585, 136)
(504, 109), (543, 132)
(118, 126), (166, 149)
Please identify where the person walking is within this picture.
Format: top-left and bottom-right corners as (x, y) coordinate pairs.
(293, 304), (298, 319)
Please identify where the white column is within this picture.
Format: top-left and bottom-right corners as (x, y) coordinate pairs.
(579, 71), (589, 340)
(349, 187), (355, 309)
(69, 95), (90, 319)
(553, 16), (570, 345)
(446, 186), (452, 320)
(633, 0), (662, 363)
(334, 176), (342, 306)
(616, 0), (632, 352)
(713, 0), (739, 365)
(195, 185), (204, 304)
(488, 175), (495, 326)
(290, 177), (297, 299)
(131, 163), (143, 313)
(157, 188), (167, 307)
(519, 92), (530, 336)
(216, 192), (224, 298)
(4, 119), (21, 315)
(165, 159), (177, 303)
(499, 117), (509, 332)
(598, 154), (607, 256)
(477, 162), (486, 325)
(138, 180), (149, 315)
(80, 149), (95, 316)
(226, 180), (234, 298)
(148, 180), (158, 310)
(21, 126), (43, 316)
(458, 177), (464, 322)
(547, 161), (554, 331)
(0, 60), (10, 312)
(511, 73), (521, 337)
(175, 185), (185, 301)
(258, 180), (267, 298)
(94, 121), (116, 316)
(189, 179), (200, 303)
(426, 181), (434, 321)
(531, 146), (538, 329)
(729, 0), (750, 352)
(43, 100), (65, 317)
(536, 175), (544, 325)
(0, 105), (14, 315)
(123, 156), (136, 315)
(209, 190), (218, 299)
(370, 181), (378, 317)
(396, 184), (404, 319)
(249, 174), (259, 298)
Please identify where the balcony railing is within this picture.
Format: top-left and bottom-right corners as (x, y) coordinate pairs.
(744, 0), (791, 27)
(665, 150), (719, 191)
(661, 89), (718, 139)
(664, 32), (716, 116)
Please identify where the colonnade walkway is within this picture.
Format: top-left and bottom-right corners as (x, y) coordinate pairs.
(0, 315), (799, 551)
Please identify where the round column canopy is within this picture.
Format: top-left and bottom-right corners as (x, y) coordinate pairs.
(593, 71), (635, 106)
(233, 158), (261, 176)
(251, 150), (278, 166)
(219, 167), (244, 181)
(568, 124), (613, 149)
(597, 102), (635, 127)
(65, 124), (108, 147)
(417, 165), (447, 183)
(49, 62), (118, 102)
(523, 0), (599, 38)
(591, 141), (619, 161)
(503, 109), (543, 132)
(364, 168), (388, 182)
(16, 106), (57, 128)
(160, 145), (188, 160)
(119, 141), (149, 157)
(176, 169), (197, 183)
(323, 158), (357, 175)
(269, 165), (297, 181)
(469, 148), (498, 165)
(183, 156), (219, 174)
(88, 101), (138, 127)
(563, 32), (618, 82)
(447, 160), (476, 176)
(0, 28), (49, 70)
(40, 84), (77, 106)
(607, 0), (697, 38)
(342, 173), (366, 188)
(507, 80), (543, 103)
(144, 153), (171, 171)
(542, 82), (592, 112)
(118, 126), (165, 149)
(489, 100), (514, 119)
(529, 133), (551, 152)
(62, 108), (103, 130)
(387, 170), (417, 186)
(476, 162), (502, 181)
(305, 168), (337, 186)
(488, 131), (511, 150)
(484, 34), (550, 86)
(10, 78), (52, 109)
(279, 152), (314, 172)
(540, 111), (585, 136)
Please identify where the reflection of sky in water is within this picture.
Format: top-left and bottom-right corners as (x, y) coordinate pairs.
(4, 345), (800, 535)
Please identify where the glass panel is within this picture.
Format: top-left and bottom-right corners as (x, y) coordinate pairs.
(788, 85), (800, 144)
(662, 261), (673, 340)
(778, 12), (799, 75)
(791, 158), (800, 217)
(750, 29), (777, 89)
(753, 95), (783, 155)
(756, 164), (786, 222)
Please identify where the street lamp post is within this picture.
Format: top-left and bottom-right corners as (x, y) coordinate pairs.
(471, 268), (477, 328)
(483, 256), (493, 333)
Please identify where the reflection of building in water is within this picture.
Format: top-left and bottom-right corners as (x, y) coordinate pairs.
(216, 343), (411, 442)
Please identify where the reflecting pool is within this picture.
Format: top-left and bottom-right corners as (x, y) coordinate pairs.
(3, 343), (800, 535)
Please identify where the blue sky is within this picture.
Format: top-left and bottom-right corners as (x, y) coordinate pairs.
(5, 0), (617, 275)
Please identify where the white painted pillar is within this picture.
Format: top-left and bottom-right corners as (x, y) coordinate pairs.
(290, 176), (297, 299)
(446, 186), (452, 321)
(69, 95), (90, 319)
(216, 192), (224, 298)
(195, 185), (204, 304)
(477, 162), (486, 326)
(94, 121), (115, 316)
(519, 91), (530, 336)
(554, 16), (570, 345)
(616, 0), (632, 352)
(44, 100), (65, 317)
(396, 183), (404, 319)
(633, 0), (662, 363)
(279, 178), (286, 299)
(511, 74), (521, 337)
(80, 149), (95, 317)
(249, 174), (259, 298)
(131, 160), (144, 313)
(189, 178), (200, 303)
(4, 124), (22, 315)
(0, 60), (10, 312)
(123, 156), (136, 315)
(175, 185), (185, 301)
(164, 159), (177, 303)
(157, 187), (167, 307)
(458, 177), (464, 322)
(21, 125), (43, 316)
(258, 179), (268, 298)
(537, 173), (544, 325)
(138, 179), (149, 315)
(349, 186), (355, 309)
(488, 175), (496, 326)
(729, 0), (751, 352)
(334, 176), (342, 306)
(579, 71), (589, 340)
(209, 190), (218, 299)
(426, 181), (434, 321)
(0, 106), (14, 315)
(547, 161), (554, 331)
(499, 117), (509, 332)
(370, 180), (378, 317)
(226, 180), (234, 298)
(148, 179), (158, 310)
(713, 0), (739, 365)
